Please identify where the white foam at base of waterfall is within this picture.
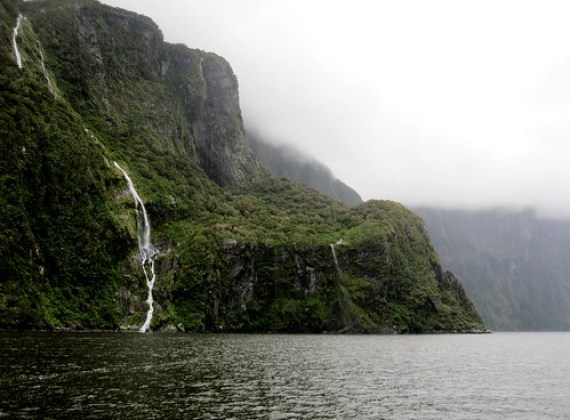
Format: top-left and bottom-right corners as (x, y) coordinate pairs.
(139, 257), (156, 333)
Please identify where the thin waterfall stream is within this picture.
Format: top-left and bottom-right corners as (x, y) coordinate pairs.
(114, 162), (158, 332)
(330, 243), (341, 275)
(12, 14), (23, 69)
(38, 44), (57, 98)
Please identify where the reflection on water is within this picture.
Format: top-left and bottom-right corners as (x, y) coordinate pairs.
(1, 332), (569, 419)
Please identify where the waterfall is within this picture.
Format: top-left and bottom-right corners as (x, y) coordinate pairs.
(12, 14), (23, 69)
(38, 44), (57, 99)
(330, 244), (341, 275)
(114, 162), (158, 333)
(11, 13), (57, 98)
(198, 57), (205, 83)
(198, 57), (207, 96)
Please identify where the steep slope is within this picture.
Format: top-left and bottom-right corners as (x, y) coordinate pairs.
(247, 131), (363, 207)
(0, 0), (133, 328)
(0, 0), (484, 333)
(415, 207), (570, 331)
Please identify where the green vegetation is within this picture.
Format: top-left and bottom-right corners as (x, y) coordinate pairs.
(0, 0), (484, 333)
(0, 0), (132, 328)
(247, 130), (363, 206)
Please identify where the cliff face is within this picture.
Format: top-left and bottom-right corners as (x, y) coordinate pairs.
(0, 0), (484, 333)
(165, 44), (257, 186)
(167, 199), (483, 333)
(20, 0), (258, 186)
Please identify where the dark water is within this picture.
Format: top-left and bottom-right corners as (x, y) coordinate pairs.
(1, 332), (569, 419)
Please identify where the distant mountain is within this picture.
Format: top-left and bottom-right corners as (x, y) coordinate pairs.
(247, 131), (363, 207)
(415, 207), (570, 331)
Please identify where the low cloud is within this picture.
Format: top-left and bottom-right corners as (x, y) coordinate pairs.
(103, 0), (570, 218)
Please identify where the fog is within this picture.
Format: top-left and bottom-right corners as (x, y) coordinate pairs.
(101, 0), (570, 218)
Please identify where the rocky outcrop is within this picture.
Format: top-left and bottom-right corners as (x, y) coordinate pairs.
(164, 45), (259, 186)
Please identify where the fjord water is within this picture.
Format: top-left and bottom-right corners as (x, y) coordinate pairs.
(1, 333), (569, 419)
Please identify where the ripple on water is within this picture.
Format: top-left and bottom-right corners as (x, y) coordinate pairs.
(1, 332), (570, 419)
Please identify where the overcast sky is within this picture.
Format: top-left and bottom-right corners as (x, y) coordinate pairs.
(101, 0), (570, 217)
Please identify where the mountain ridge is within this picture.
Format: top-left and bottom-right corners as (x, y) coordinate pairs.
(247, 130), (363, 207)
(0, 0), (484, 333)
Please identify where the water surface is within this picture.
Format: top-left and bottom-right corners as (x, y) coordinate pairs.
(1, 332), (569, 419)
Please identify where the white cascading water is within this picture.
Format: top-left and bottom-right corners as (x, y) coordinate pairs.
(197, 57), (208, 100)
(38, 44), (57, 98)
(330, 244), (341, 275)
(12, 14), (23, 69)
(114, 162), (158, 332)
(198, 57), (205, 84)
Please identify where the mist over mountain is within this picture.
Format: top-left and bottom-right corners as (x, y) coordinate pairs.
(97, 0), (570, 220)
(247, 131), (362, 207)
(415, 207), (570, 331)
(0, 0), (483, 333)
(245, 123), (570, 331)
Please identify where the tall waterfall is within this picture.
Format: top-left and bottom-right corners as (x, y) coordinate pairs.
(12, 14), (23, 69)
(114, 162), (158, 332)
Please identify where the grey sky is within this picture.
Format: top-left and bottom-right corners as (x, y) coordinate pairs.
(101, 0), (570, 217)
